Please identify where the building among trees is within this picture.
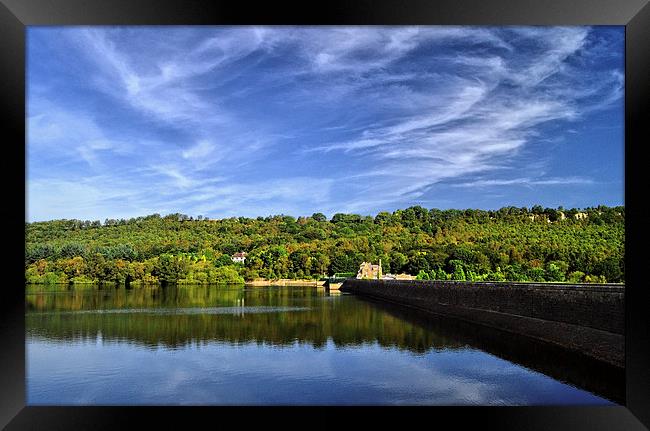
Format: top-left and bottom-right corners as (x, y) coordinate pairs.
(231, 252), (247, 264)
(357, 261), (382, 279)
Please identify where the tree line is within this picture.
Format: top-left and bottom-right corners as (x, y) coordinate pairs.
(25, 205), (624, 286)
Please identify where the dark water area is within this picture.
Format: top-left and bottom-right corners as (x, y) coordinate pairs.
(25, 284), (621, 405)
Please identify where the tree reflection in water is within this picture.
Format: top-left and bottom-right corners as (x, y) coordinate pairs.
(26, 284), (623, 404)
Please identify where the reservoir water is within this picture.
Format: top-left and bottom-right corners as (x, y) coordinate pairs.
(26, 284), (621, 405)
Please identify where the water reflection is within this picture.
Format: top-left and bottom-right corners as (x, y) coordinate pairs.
(26, 284), (463, 351)
(26, 284), (621, 405)
(354, 296), (625, 404)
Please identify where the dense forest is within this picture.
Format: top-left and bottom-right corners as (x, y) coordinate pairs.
(25, 205), (624, 286)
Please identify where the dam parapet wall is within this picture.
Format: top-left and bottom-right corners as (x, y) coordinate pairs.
(340, 279), (624, 367)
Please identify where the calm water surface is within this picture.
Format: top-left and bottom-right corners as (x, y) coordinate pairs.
(26, 284), (619, 405)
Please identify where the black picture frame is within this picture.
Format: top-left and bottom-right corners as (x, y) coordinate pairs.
(1, 0), (648, 429)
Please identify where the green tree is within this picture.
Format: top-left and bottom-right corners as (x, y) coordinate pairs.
(449, 260), (466, 281)
(311, 212), (327, 222)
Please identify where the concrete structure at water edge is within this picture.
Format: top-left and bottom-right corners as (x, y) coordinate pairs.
(340, 279), (625, 368)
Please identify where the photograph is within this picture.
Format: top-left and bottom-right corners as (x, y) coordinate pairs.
(24, 25), (627, 406)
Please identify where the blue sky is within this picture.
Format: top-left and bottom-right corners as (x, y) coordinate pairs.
(26, 26), (624, 222)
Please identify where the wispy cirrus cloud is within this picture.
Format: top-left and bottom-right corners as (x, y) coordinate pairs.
(27, 26), (624, 221)
(450, 176), (596, 188)
(300, 27), (621, 210)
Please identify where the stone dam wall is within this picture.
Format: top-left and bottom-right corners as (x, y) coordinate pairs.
(340, 279), (624, 367)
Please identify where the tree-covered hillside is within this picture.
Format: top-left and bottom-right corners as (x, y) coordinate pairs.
(25, 205), (624, 285)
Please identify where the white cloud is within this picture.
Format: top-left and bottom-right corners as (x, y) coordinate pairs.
(450, 176), (596, 188)
(182, 140), (217, 161)
(27, 99), (131, 169)
(507, 27), (589, 87)
(74, 28), (226, 128)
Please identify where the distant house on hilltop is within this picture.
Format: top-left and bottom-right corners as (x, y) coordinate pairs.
(357, 261), (382, 279)
(231, 252), (247, 264)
